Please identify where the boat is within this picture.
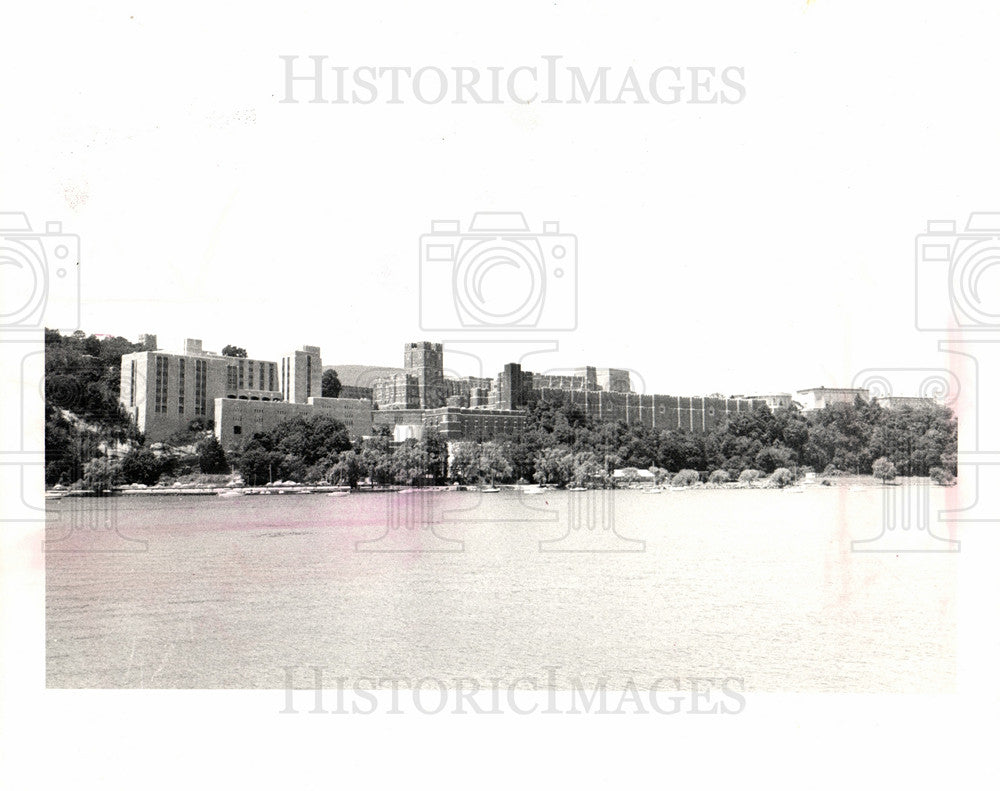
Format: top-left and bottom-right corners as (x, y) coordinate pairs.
(647, 487), (663, 493)
(218, 489), (245, 498)
(480, 486), (501, 493)
(44, 491), (65, 500)
(567, 486), (587, 492)
(327, 491), (350, 497)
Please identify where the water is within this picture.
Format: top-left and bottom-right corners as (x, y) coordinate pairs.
(45, 487), (957, 691)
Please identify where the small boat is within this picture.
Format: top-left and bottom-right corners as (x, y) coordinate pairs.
(480, 487), (501, 493)
(647, 487), (663, 493)
(218, 489), (245, 498)
(567, 486), (587, 492)
(44, 491), (65, 500)
(327, 491), (350, 498)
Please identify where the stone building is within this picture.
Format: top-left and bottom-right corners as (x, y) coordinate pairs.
(120, 339), (322, 441)
(404, 341), (445, 409)
(214, 396), (373, 448)
(795, 387), (870, 412)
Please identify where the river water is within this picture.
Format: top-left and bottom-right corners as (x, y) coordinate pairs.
(45, 486), (957, 691)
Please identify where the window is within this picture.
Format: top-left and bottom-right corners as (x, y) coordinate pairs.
(233, 425), (242, 435)
(269, 363), (276, 392)
(195, 359), (208, 416)
(248, 360), (254, 389)
(227, 365), (238, 390)
(238, 360), (244, 390)
(154, 355), (168, 413)
(306, 356), (312, 397)
(129, 360), (136, 406)
(178, 358), (185, 414)
(259, 362), (265, 389)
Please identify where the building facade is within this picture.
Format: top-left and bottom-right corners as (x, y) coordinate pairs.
(121, 339), (322, 441)
(795, 387), (870, 412)
(404, 341), (445, 409)
(875, 396), (938, 410)
(214, 396), (373, 448)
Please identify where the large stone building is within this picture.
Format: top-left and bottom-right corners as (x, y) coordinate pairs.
(214, 396), (373, 448)
(795, 387), (870, 412)
(372, 406), (526, 441)
(123, 335), (773, 445)
(121, 338), (325, 441)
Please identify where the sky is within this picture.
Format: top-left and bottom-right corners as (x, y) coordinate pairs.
(4, 1), (1000, 398)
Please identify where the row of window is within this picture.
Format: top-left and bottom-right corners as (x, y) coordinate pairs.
(178, 358), (185, 414)
(194, 359), (207, 416)
(226, 361), (278, 394)
(154, 355), (168, 413)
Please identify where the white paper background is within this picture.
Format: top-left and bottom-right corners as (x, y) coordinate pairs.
(2, 1), (998, 787)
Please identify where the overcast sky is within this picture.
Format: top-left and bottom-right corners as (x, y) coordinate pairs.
(5, 1), (999, 397)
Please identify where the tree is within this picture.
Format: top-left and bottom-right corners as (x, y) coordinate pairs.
(330, 450), (364, 488)
(222, 345), (247, 358)
(480, 441), (513, 485)
(420, 427), (448, 483)
(322, 369), (342, 398)
(871, 456), (897, 483)
(119, 447), (163, 485)
(708, 470), (730, 485)
(738, 469), (762, 485)
(198, 435), (229, 474)
(671, 469), (700, 487)
(929, 467), (955, 486)
(533, 447), (574, 486)
(393, 441), (429, 486)
(236, 448), (283, 486)
(82, 457), (120, 492)
(768, 467), (795, 488)
(449, 442), (481, 484)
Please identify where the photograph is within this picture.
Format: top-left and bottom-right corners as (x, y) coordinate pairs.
(2, 2), (998, 789)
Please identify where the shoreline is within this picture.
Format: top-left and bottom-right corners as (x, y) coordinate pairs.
(44, 475), (952, 499)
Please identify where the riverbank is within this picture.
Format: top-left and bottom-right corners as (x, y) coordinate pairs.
(44, 474), (951, 499)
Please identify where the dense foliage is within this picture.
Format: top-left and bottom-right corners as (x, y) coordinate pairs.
(44, 329), (144, 485)
(44, 330), (958, 489)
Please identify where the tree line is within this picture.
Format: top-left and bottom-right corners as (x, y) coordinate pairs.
(44, 330), (957, 489)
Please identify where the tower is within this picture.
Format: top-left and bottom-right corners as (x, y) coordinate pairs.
(282, 345), (322, 404)
(404, 341), (444, 409)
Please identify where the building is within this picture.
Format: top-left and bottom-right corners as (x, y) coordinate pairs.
(214, 396), (373, 448)
(121, 338), (322, 441)
(281, 345), (322, 404)
(875, 396), (938, 410)
(120, 339), (284, 441)
(404, 341), (445, 409)
(734, 393), (793, 410)
(372, 372), (420, 410)
(795, 387), (870, 412)
(373, 406), (526, 441)
(339, 384), (374, 402)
